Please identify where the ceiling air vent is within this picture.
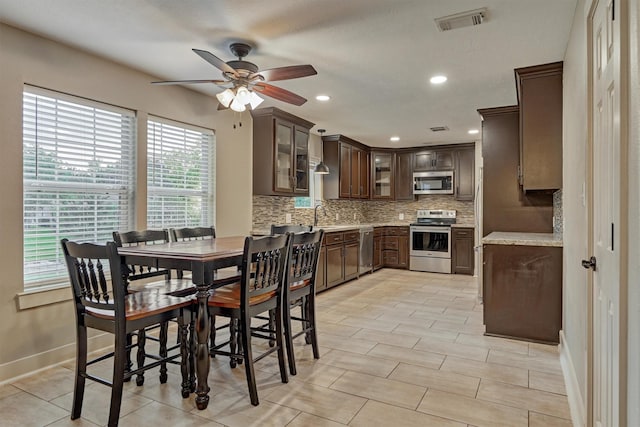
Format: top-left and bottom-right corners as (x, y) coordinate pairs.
(430, 126), (449, 132)
(435, 8), (487, 32)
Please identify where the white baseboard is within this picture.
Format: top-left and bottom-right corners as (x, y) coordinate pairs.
(0, 333), (113, 385)
(560, 330), (587, 427)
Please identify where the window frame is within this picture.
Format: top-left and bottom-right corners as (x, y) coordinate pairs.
(22, 85), (136, 290)
(146, 116), (216, 229)
(294, 158), (322, 209)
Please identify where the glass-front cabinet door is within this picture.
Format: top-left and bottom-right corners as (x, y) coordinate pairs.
(274, 120), (294, 192)
(372, 152), (394, 199)
(294, 128), (309, 193)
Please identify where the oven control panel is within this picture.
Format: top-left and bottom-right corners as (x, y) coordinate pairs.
(416, 209), (456, 220)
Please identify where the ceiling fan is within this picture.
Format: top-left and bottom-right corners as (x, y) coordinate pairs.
(151, 42), (317, 110)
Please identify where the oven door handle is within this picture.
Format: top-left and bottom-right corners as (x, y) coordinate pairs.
(410, 226), (451, 234)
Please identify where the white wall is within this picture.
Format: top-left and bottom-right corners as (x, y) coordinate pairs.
(561, 0), (589, 423)
(0, 23), (253, 381)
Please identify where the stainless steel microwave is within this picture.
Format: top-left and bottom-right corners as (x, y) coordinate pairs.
(413, 171), (454, 195)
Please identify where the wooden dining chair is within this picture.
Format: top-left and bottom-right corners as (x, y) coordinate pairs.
(61, 239), (192, 427)
(207, 233), (291, 406)
(282, 230), (324, 375)
(170, 225), (239, 353)
(113, 229), (172, 285)
(113, 229), (193, 386)
(170, 226), (216, 242)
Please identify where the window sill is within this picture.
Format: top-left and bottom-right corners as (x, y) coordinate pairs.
(17, 284), (71, 310)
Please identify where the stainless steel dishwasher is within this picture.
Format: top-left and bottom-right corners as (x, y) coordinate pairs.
(359, 226), (374, 275)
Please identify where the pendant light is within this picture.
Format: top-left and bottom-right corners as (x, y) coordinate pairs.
(314, 129), (330, 174)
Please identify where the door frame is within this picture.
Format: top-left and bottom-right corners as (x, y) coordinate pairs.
(586, 0), (630, 425)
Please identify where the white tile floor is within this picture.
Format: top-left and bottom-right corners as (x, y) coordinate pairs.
(0, 269), (572, 426)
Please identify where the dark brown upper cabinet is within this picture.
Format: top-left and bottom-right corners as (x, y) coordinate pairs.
(414, 149), (453, 171)
(371, 151), (395, 199)
(515, 62), (563, 191)
(322, 134), (370, 200)
(395, 150), (415, 200)
(251, 107), (314, 196)
(454, 145), (475, 201)
(478, 106), (553, 236)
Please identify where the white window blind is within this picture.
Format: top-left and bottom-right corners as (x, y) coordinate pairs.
(147, 117), (215, 229)
(23, 86), (135, 288)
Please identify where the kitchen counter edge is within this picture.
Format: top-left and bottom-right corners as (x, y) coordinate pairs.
(482, 232), (563, 247)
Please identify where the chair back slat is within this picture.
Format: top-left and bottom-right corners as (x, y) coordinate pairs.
(62, 239), (125, 314)
(113, 229), (171, 284)
(241, 234), (290, 301)
(288, 231), (324, 289)
(171, 226), (216, 242)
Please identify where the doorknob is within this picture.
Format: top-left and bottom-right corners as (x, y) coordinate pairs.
(581, 256), (597, 271)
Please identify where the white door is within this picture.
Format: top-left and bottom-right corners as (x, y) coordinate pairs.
(589, 0), (622, 425)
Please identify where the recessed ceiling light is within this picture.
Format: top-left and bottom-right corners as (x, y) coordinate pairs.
(468, 129), (479, 134)
(390, 136), (400, 142)
(315, 95), (331, 101)
(430, 75), (447, 84)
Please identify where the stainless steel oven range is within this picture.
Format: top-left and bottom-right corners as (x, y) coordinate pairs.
(409, 209), (456, 273)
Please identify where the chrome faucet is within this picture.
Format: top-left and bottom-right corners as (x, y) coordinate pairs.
(313, 203), (324, 227)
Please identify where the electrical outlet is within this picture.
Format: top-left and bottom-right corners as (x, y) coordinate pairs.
(399, 213), (405, 220)
(285, 213), (292, 223)
(353, 213), (357, 220)
(335, 213), (339, 221)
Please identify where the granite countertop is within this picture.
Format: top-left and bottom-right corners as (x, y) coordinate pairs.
(482, 232), (563, 247)
(252, 222), (475, 236)
(451, 222), (475, 228)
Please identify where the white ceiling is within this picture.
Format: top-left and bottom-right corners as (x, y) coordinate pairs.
(0, 0), (577, 148)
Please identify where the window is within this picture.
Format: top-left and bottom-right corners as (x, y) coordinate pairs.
(23, 86), (135, 288)
(147, 117), (215, 228)
(294, 161), (321, 208)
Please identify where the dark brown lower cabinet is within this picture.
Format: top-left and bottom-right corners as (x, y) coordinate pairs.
(397, 235), (409, 268)
(326, 243), (344, 288)
(378, 226), (409, 269)
(321, 230), (360, 291)
(373, 231), (383, 271)
(452, 227), (474, 275)
(483, 244), (562, 343)
(316, 245), (327, 291)
(344, 241), (359, 281)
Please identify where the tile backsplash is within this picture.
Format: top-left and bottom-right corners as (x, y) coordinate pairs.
(252, 195), (475, 231)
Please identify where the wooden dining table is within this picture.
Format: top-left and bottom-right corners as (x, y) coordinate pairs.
(117, 235), (246, 410)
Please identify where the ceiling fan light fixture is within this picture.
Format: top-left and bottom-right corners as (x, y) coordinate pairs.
(235, 86), (251, 105)
(229, 96), (246, 112)
(248, 91), (264, 109)
(216, 88), (235, 108)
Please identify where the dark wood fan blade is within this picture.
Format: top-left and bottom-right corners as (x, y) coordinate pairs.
(253, 83), (307, 106)
(250, 65), (317, 82)
(151, 79), (228, 85)
(192, 49), (238, 76)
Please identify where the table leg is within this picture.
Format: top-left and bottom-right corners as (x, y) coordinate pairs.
(194, 285), (211, 410)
